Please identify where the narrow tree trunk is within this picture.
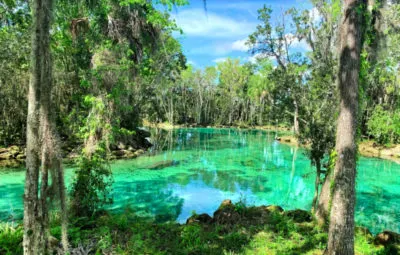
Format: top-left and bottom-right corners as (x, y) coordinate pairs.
(24, 0), (52, 253)
(293, 99), (299, 134)
(259, 98), (264, 125)
(311, 158), (321, 213)
(316, 171), (331, 226)
(326, 0), (364, 254)
(24, 0), (68, 253)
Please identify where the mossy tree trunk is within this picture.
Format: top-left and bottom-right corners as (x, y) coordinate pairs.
(326, 0), (364, 254)
(24, 0), (68, 253)
(311, 158), (321, 213)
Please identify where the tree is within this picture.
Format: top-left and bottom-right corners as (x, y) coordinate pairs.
(24, 0), (68, 253)
(289, 0), (341, 225)
(326, 0), (365, 253)
(247, 6), (306, 134)
(217, 58), (251, 125)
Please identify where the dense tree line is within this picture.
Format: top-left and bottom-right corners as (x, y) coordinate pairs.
(1, 1), (399, 148)
(1, 0), (400, 253)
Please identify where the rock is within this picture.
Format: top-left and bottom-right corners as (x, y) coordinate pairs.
(284, 209), (313, 223)
(117, 142), (126, 150)
(109, 143), (118, 151)
(147, 160), (179, 170)
(8, 145), (21, 155)
(0, 145), (23, 160)
(0, 159), (22, 168)
(265, 205), (284, 213)
(0, 151), (13, 160)
(127, 146), (135, 151)
(113, 150), (126, 157)
(134, 149), (145, 157)
(137, 128), (151, 138)
(243, 205), (273, 220)
(16, 154), (26, 160)
(123, 150), (136, 159)
(186, 213), (213, 225)
(213, 199), (240, 225)
(219, 199), (232, 208)
(375, 231), (400, 245)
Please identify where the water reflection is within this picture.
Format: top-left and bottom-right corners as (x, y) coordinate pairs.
(0, 128), (399, 234)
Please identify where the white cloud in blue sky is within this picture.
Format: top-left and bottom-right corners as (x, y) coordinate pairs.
(171, 0), (313, 68)
(173, 9), (257, 38)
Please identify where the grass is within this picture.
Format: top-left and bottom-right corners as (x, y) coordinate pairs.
(0, 204), (398, 255)
(0, 223), (23, 255)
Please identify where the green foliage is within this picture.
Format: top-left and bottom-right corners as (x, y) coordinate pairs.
(70, 147), (114, 217)
(0, 224), (23, 255)
(0, 2), (30, 146)
(367, 106), (400, 145)
(0, 206), (395, 254)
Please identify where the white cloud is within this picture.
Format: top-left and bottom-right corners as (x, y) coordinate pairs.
(188, 38), (250, 57)
(231, 39), (249, 52)
(173, 9), (257, 38)
(212, 57), (228, 63)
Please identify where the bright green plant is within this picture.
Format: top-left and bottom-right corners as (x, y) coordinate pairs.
(0, 224), (23, 255)
(368, 105), (400, 145)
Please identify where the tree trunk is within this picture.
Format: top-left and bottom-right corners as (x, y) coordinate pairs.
(293, 99), (299, 134)
(326, 0), (364, 254)
(316, 171), (331, 226)
(24, 0), (52, 253)
(24, 0), (68, 253)
(311, 158), (321, 213)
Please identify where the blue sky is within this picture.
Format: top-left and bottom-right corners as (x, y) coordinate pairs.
(169, 0), (314, 68)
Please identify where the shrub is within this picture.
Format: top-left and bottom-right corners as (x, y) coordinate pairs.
(0, 224), (23, 255)
(368, 105), (400, 145)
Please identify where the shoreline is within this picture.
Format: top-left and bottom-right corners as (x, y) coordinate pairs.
(1, 125), (399, 168)
(0, 128), (152, 168)
(276, 135), (400, 164)
(144, 122), (400, 163)
(1, 200), (398, 253)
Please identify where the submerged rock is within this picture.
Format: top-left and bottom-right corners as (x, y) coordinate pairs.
(240, 160), (255, 167)
(147, 160), (179, 170)
(284, 209), (312, 223)
(186, 213), (213, 225)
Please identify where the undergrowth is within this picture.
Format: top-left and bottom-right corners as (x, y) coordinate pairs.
(0, 205), (397, 255)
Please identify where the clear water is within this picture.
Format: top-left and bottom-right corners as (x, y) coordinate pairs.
(0, 128), (399, 234)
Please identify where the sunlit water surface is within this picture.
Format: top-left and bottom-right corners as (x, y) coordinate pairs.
(0, 128), (399, 234)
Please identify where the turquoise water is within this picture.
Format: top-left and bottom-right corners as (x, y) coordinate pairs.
(0, 128), (399, 234)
